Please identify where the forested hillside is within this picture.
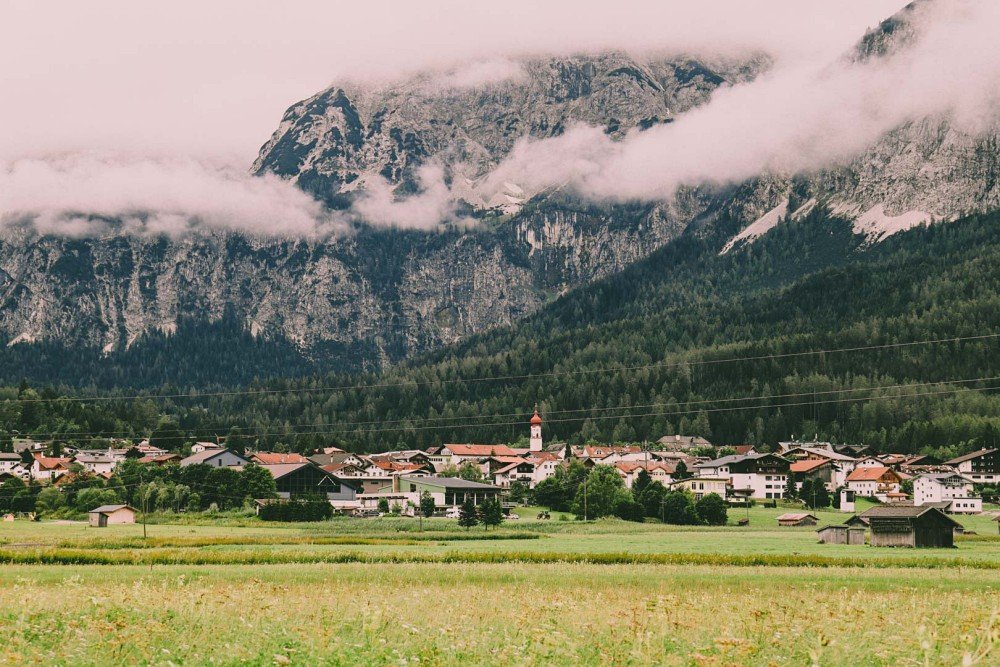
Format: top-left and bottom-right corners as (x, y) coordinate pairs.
(2, 209), (998, 458)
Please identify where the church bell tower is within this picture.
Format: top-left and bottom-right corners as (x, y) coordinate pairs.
(529, 406), (543, 452)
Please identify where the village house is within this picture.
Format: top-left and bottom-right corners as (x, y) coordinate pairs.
(73, 452), (119, 476)
(190, 441), (223, 454)
(860, 505), (961, 548)
(88, 504), (137, 528)
(845, 466), (903, 501)
(669, 476), (728, 500)
(656, 435), (712, 451)
(489, 459), (536, 488)
(139, 453), (182, 465)
(789, 458), (835, 491)
(30, 454), (73, 481)
(913, 472), (982, 513)
(0, 453), (25, 478)
(309, 451), (371, 469)
(179, 448), (249, 468)
(394, 475), (501, 509)
(944, 448), (999, 484)
(615, 462), (675, 489)
(696, 453), (790, 499)
(782, 446), (858, 487)
(436, 444), (519, 468)
(12, 438), (46, 454)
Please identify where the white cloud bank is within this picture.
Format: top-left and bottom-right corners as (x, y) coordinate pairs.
(479, 0), (1000, 203)
(0, 155), (348, 238)
(5, 0), (996, 237)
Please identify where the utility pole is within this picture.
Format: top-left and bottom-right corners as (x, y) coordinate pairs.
(139, 468), (147, 540)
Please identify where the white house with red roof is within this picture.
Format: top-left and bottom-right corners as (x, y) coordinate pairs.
(846, 466), (903, 501)
(30, 454), (73, 481)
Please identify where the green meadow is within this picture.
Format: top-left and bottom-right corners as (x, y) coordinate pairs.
(0, 505), (998, 665)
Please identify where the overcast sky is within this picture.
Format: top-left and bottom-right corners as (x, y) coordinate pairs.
(0, 1), (908, 165)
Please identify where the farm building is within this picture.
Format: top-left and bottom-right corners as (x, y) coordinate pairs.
(776, 513), (818, 527)
(816, 525), (866, 545)
(860, 506), (961, 548)
(395, 475), (501, 507)
(259, 462), (359, 501)
(88, 504), (137, 527)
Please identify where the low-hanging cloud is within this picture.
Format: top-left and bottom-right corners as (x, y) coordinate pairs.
(0, 155), (349, 238)
(477, 0), (1000, 203)
(2, 0), (994, 238)
(352, 163), (463, 230)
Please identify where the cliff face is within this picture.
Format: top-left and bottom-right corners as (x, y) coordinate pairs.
(0, 196), (702, 366)
(1, 2), (997, 380)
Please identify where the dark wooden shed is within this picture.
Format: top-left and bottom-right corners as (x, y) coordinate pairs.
(861, 506), (961, 548)
(817, 525), (866, 545)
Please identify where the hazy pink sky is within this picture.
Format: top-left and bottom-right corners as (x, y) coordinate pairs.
(0, 0), (907, 164)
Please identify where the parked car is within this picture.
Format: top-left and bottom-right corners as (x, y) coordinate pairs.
(445, 507), (461, 519)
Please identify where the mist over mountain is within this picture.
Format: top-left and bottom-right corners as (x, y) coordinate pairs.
(0, 0), (997, 387)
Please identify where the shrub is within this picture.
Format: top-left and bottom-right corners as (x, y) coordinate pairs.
(695, 493), (728, 526)
(258, 498), (333, 522)
(613, 499), (646, 522)
(662, 491), (700, 525)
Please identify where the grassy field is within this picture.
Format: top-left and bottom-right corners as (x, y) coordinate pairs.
(0, 506), (998, 665)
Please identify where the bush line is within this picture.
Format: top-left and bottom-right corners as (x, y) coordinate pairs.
(0, 548), (996, 570)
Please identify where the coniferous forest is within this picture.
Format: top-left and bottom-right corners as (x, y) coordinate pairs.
(1, 210), (998, 458)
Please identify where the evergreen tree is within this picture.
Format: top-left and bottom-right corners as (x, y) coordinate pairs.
(673, 461), (692, 481)
(419, 491), (436, 518)
(480, 497), (504, 530)
(457, 498), (479, 530)
(785, 472), (797, 500)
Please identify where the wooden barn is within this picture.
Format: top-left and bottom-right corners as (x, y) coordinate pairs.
(776, 513), (818, 527)
(860, 506), (961, 548)
(816, 525), (866, 545)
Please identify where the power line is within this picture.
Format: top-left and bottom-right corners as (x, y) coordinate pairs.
(13, 373), (1000, 441)
(5, 332), (997, 405)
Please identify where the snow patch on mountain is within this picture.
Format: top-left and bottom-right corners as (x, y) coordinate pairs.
(721, 198), (789, 254)
(852, 204), (934, 241)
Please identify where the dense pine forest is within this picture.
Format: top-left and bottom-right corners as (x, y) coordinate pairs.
(1, 209), (998, 458)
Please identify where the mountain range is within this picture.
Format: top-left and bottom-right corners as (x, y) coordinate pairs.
(0, 0), (996, 389)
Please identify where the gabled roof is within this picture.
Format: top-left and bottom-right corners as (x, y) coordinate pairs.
(916, 472), (972, 482)
(139, 453), (181, 464)
(179, 449), (248, 466)
(785, 447), (857, 462)
(860, 505), (962, 526)
(945, 448), (998, 465)
(777, 513), (818, 521)
(33, 455), (73, 470)
(251, 452), (308, 465)
(443, 444), (518, 457)
(399, 475), (499, 490)
(790, 459), (832, 473)
(846, 466), (896, 482)
(89, 504), (136, 514)
(614, 461), (676, 474)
